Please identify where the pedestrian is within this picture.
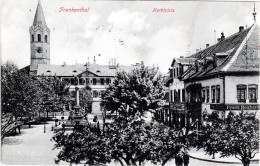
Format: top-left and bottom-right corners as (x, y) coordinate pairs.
(97, 121), (100, 129)
(175, 152), (183, 166)
(18, 125), (21, 133)
(183, 152), (189, 166)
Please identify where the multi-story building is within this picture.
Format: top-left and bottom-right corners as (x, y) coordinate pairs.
(163, 57), (197, 128)
(26, 1), (144, 115)
(182, 24), (259, 127)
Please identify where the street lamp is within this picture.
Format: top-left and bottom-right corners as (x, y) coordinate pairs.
(44, 109), (46, 133)
(196, 118), (199, 140)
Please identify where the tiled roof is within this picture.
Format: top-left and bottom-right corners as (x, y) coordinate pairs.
(226, 25), (259, 72)
(183, 24), (259, 81)
(37, 63), (141, 77)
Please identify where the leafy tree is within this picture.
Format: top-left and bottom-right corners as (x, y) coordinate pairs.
(102, 67), (164, 119)
(1, 62), (41, 138)
(53, 124), (111, 165)
(53, 67), (189, 166)
(1, 61), (70, 139)
(199, 112), (259, 166)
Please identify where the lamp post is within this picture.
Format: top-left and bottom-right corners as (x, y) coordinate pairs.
(44, 109), (46, 133)
(196, 118), (199, 140)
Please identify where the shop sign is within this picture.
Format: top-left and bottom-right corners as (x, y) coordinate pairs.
(210, 104), (225, 110)
(170, 102), (185, 110)
(210, 104), (259, 110)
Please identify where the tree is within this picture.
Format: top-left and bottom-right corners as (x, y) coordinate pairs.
(1, 62), (70, 139)
(53, 67), (189, 166)
(53, 124), (111, 165)
(102, 67), (164, 119)
(33, 76), (70, 117)
(199, 112), (259, 166)
(1, 62), (41, 138)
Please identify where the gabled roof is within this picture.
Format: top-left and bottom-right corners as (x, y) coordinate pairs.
(171, 58), (197, 67)
(36, 63), (142, 77)
(223, 25), (259, 72)
(183, 24), (259, 81)
(33, 0), (47, 28)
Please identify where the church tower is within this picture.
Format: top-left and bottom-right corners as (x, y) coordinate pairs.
(30, 0), (50, 72)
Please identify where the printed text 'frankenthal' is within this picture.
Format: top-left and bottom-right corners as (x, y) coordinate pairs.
(59, 7), (90, 12)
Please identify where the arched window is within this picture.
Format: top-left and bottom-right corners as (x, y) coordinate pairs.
(31, 34), (34, 42)
(37, 34), (41, 42)
(45, 35), (48, 43)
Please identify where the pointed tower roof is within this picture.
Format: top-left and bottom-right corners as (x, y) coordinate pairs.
(33, 0), (47, 27)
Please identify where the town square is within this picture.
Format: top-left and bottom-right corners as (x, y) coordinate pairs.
(1, 0), (259, 166)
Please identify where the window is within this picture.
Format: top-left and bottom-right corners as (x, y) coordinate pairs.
(170, 90), (173, 102)
(93, 90), (98, 98)
(206, 86), (210, 103)
(85, 78), (89, 84)
(174, 90), (177, 102)
(31, 34), (34, 42)
(178, 89), (181, 102)
(248, 84), (258, 103)
(79, 78), (83, 85)
(216, 85), (220, 103)
(106, 78), (110, 85)
(71, 78), (75, 85)
(37, 34), (41, 42)
(182, 89), (185, 102)
(101, 78), (104, 85)
(173, 69), (176, 78)
(202, 88), (206, 103)
(93, 78), (96, 85)
(176, 68), (179, 77)
(45, 35), (48, 43)
(237, 84), (247, 103)
(170, 69), (173, 78)
(211, 86), (216, 103)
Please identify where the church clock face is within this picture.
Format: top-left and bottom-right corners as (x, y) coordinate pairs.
(36, 47), (43, 53)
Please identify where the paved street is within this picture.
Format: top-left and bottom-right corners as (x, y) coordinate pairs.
(1, 119), (259, 166)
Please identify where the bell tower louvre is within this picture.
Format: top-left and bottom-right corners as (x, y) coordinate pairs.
(29, 0), (50, 72)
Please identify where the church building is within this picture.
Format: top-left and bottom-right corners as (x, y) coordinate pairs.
(28, 0), (144, 114)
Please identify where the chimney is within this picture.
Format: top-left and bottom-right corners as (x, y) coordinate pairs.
(221, 32), (225, 41)
(206, 44), (210, 48)
(196, 49), (200, 53)
(62, 62), (66, 67)
(217, 38), (221, 42)
(239, 26), (244, 32)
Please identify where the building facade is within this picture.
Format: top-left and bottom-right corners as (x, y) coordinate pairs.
(183, 24), (259, 127)
(160, 24), (259, 130)
(165, 58), (197, 128)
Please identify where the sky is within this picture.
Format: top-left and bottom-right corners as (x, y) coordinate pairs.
(1, 0), (259, 74)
